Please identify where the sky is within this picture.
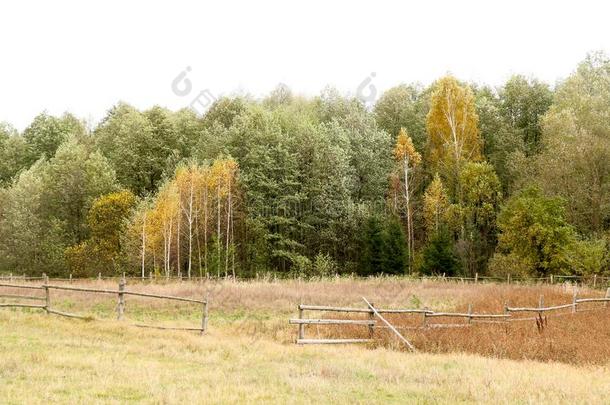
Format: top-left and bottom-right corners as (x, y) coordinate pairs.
(1, 0), (609, 130)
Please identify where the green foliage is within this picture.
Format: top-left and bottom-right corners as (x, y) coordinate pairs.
(500, 75), (553, 155)
(496, 187), (575, 275)
(23, 112), (86, 164)
(383, 218), (408, 275)
(374, 84), (429, 148)
(66, 190), (137, 276)
(94, 103), (200, 195)
(359, 215), (408, 276)
(3, 56), (610, 279)
(420, 230), (461, 276)
(359, 215), (386, 276)
(311, 252), (338, 277)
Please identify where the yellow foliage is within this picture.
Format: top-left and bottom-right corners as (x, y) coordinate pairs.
(426, 76), (481, 185)
(393, 127), (421, 166)
(423, 174), (450, 234)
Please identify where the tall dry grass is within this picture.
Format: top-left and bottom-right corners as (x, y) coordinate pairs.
(2, 277), (609, 365)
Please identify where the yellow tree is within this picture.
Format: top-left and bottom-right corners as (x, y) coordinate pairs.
(176, 161), (204, 279)
(209, 157), (239, 278)
(423, 173), (450, 235)
(151, 181), (180, 278)
(426, 76), (481, 199)
(393, 128), (421, 270)
(222, 158), (239, 279)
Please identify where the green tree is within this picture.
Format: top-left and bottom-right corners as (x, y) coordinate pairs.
(374, 84), (429, 149)
(66, 190), (137, 276)
(496, 187), (575, 276)
(420, 229), (461, 276)
(42, 138), (118, 245)
(23, 112), (86, 164)
(383, 217), (408, 275)
(500, 75), (553, 155)
(0, 122), (29, 186)
(359, 215), (385, 276)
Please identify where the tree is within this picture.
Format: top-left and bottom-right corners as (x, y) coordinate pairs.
(23, 112), (86, 165)
(393, 128), (421, 271)
(426, 76), (481, 198)
(383, 217), (408, 275)
(374, 84), (429, 149)
(0, 122), (28, 186)
(496, 187), (575, 276)
(457, 161), (502, 275)
(473, 85), (525, 193)
(94, 103), (193, 195)
(423, 174), (451, 235)
(500, 75), (553, 155)
(531, 52), (610, 234)
(359, 215), (385, 276)
(65, 190), (136, 276)
(420, 230), (461, 276)
(42, 138), (118, 245)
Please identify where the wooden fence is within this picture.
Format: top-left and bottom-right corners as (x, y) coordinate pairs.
(0, 274), (209, 334)
(291, 287), (610, 347)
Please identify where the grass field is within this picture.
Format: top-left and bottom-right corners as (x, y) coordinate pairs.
(1, 278), (610, 404)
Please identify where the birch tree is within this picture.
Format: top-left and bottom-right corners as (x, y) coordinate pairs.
(426, 76), (481, 199)
(393, 128), (421, 271)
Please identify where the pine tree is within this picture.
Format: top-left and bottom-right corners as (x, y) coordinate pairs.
(382, 217), (408, 275)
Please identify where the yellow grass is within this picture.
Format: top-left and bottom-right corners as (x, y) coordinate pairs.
(1, 278), (610, 403)
(1, 311), (610, 404)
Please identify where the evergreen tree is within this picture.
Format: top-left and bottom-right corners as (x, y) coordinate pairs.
(359, 215), (385, 276)
(382, 217), (408, 275)
(421, 229), (461, 276)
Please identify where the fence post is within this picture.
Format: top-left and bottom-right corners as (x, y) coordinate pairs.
(538, 295), (544, 318)
(422, 306), (428, 327)
(98, 272), (102, 281)
(572, 287), (578, 313)
(593, 274), (597, 289)
(467, 304), (472, 324)
(117, 276), (126, 320)
(201, 292), (209, 335)
(69, 273), (72, 284)
(9, 273), (12, 282)
(43, 273), (50, 314)
(550, 274), (554, 284)
(368, 302), (375, 338)
(605, 287), (610, 309)
(298, 304), (305, 341)
(507, 273), (511, 284)
(475, 273), (478, 284)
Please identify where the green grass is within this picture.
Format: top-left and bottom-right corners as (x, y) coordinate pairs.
(1, 310), (609, 404)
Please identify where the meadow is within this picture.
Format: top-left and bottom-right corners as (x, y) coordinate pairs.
(1, 278), (610, 403)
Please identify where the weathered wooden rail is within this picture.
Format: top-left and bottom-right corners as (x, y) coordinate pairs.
(0, 274), (209, 334)
(292, 287), (610, 348)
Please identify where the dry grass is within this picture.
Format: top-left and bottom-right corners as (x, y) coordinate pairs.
(1, 310), (610, 404)
(2, 277), (609, 366)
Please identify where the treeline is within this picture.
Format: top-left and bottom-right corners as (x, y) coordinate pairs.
(1, 52), (609, 278)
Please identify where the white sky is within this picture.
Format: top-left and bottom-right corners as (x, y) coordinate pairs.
(1, 0), (609, 130)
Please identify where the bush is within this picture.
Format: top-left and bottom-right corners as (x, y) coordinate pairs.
(487, 252), (534, 278)
(311, 252), (338, 277)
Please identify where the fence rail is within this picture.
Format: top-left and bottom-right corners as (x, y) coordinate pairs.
(0, 274), (209, 334)
(292, 286), (610, 347)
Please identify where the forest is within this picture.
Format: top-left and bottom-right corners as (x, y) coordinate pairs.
(1, 52), (609, 279)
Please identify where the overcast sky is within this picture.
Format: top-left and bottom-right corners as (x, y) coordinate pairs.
(1, 0), (609, 130)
